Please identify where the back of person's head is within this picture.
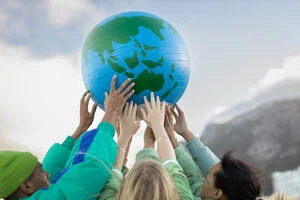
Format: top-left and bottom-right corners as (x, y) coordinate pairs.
(116, 160), (179, 200)
(0, 151), (38, 199)
(215, 152), (261, 200)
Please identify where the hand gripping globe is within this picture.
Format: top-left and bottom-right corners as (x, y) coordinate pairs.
(81, 11), (190, 110)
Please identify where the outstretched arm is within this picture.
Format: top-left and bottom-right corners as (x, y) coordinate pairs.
(114, 101), (140, 170)
(61, 76), (135, 199)
(140, 92), (175, 161)
(43, 91), (97, 181)
(172, 104), (219, 175)
(164, 104), (203, 198)
(72, 91), (97, 140)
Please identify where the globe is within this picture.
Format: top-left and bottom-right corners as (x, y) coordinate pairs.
(81, 11), (190, 110)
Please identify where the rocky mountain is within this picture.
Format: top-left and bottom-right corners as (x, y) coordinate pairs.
(201, 98), (300, 195)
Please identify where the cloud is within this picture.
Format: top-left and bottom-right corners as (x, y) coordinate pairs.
(0, 41), (148, 163)
(0, 41), (101, 159)
(208, 53), (300, 124)
(249, 53), (300, 95)
(44, 0), (102, 27)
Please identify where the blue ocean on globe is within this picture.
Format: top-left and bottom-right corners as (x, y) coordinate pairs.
(81, 11), (191, 110)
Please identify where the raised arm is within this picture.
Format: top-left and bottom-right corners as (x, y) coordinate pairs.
(135, 126), (160, 162)
(172, 104), (219, 175)
(114, 101), (140, 170)
(58, 76), (135, 200)
(140, 92), (175, 161)
(72, 91), (97, 139)
(43, 91), (97, 181)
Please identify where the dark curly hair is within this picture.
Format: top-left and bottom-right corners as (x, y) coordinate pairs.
(214, 152), (262, 200)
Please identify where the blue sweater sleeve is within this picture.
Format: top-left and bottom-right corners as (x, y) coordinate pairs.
(186, 139), (220, 176)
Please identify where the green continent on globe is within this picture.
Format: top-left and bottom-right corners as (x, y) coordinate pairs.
(142, 56), (164, 69)
(82, 16), (171, 65)
(133, 70), (165, 94)
(125, 51), (139, 69)
(162, 81), (178, 98)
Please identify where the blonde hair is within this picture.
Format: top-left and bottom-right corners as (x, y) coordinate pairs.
(116, 160), (180, 200)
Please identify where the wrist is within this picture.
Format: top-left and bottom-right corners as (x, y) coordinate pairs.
(151, 124), (165, 134)
(170, 138), (179, 148)
(182, 130), (195, 142)
(102, 111), (119, 125)
(72, 126), (87, 140)
(117, 135), (131, 148)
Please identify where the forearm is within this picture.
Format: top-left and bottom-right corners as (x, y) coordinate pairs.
(114, 149), (127, 170)
(186, 138), (220, 175)
(115, 135), (131, 170)
(152, 125), (176, 161)
(181, 130), (196, 142)
(72, 126), (87, 140)
(144, 138), (155, 148)
(101, 111), (118, 125)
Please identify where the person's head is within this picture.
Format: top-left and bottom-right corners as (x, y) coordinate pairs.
(0, 151), (50, 199)
(116, 160), (179, 200)
(200, 152), (261, 200)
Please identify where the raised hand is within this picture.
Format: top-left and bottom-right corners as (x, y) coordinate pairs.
(140, 92), (166, 129)
(171, 104), (189, 136)
(164, 105), (178, 148)
(119, 101), (140, 138)
(171, 104), (195, 142)
(72, 91), (97, 140)
(102, 75), (135, 125)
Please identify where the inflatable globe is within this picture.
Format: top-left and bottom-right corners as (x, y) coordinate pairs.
(81, 11), (190, 110)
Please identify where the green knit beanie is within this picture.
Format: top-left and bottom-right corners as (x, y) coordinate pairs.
(0, 150), (38, 198)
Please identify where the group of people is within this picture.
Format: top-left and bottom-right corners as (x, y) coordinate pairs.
(0, 75), (261, 200)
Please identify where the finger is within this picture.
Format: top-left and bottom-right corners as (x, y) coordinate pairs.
(85, 93), (92, 108)
(110, 75), (117, 93)
(140, 108), (147, 121)
(150, 92), (155, 109)
(164, 113), (170, 126)
(121, 82), (135, 96)
(117, 78), (131, 94)
(143, 96), (151, 113)
(175, 104), (184, 115)
(128, 101), (134, 116)
(81, 91), (89, 110)
(165, 106), (171, 121)
(171, 106), (178, 119)
(124, 102), (129, 116)
(91, 103), (97, 116)
(156, 95), (160, 109)
(166, 105), (173, 119)
(132, 103), (138, 118)
(123, 89), (135, 101)
(161, 101), (166, 114)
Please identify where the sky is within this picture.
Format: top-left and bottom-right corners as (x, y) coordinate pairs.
(1, 0), (300, 165)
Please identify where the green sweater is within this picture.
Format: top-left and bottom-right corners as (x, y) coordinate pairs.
(99, 148), (194, 200)
(175, 139), (220, 200)
(23, 122), (117, 200)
